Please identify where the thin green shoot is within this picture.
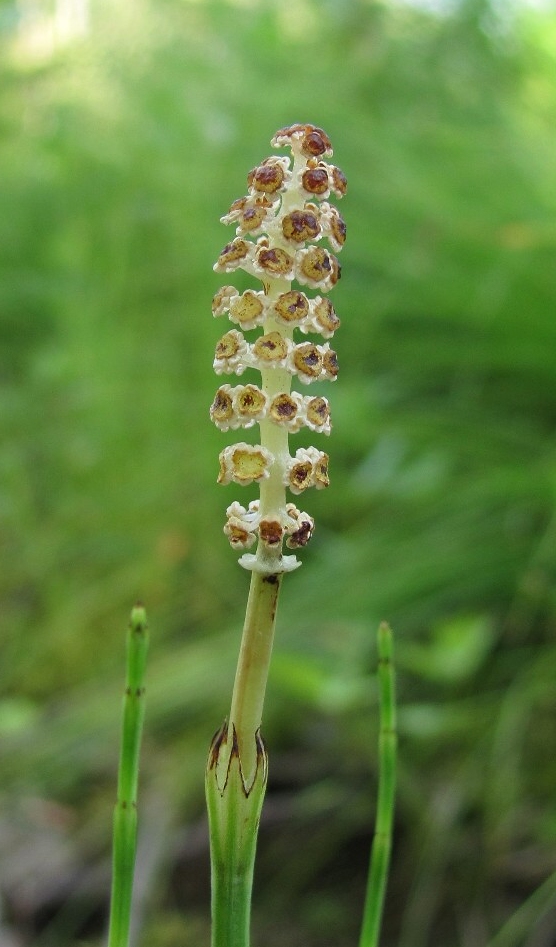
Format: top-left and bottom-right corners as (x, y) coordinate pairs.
(107, 605), (149, 947)
(359, 622), (397, 947)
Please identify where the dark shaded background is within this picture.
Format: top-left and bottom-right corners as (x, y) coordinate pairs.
(1, 0), (556, 944)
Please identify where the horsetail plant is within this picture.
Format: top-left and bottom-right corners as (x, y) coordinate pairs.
(206, 123), (354, 947)
(206, 123), (346, 946)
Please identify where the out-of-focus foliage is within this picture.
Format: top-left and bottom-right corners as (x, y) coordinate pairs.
(1, 0), (555, 944)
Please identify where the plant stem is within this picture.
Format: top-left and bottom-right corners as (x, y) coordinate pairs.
(228, 570), (282, 784)
(207, 722), (268, 947)
(359, 622), (397, 947)
(206, 570), (282, 947)
(107, 605), (149, 947)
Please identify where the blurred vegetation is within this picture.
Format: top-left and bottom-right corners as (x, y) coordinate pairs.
(1, 0), (556, 944)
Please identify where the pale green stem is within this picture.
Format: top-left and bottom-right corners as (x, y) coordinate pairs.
(252, 287), (293, 576)
(359, 622), (397, 947)
(207, 572), (281, 947)
(226, 569), (283, 786)
(107, 605), (149, 947)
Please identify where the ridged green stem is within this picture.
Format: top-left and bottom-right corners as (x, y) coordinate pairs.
(107, 605), (149, 947)
(359, 622), (397, 947)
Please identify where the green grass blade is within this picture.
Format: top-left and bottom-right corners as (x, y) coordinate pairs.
(359, 622), (397, 947)
(487, 869), (556, 947)
(107, 605), (149, 947)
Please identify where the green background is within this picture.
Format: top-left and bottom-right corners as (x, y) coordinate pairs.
(1, 0), (556, 944)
